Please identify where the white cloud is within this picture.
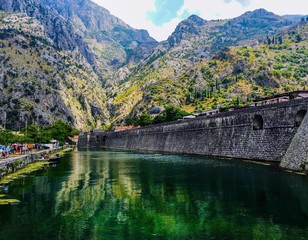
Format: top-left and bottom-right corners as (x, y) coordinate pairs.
(145, 17), (183, 41)
(91, 0), (308, 41)
(91, 0), (155, 29)
(92, 0), (181, 41)
(179, 0), (245, 20)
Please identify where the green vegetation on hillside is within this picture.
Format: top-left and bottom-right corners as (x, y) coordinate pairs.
(111, 22), (308, 122)
(124, 106), (188, 126)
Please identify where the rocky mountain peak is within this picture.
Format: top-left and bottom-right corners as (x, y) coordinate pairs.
(167, 14), (207, 47)
(187, 14), (207, 26)
(231, 8), (291, 28)
(241, 8), (275, 18)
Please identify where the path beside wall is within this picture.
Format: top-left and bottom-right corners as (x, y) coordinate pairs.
(0, 149), (57, 177)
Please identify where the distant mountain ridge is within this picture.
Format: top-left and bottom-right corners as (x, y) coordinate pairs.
(283, 14), (308, 22)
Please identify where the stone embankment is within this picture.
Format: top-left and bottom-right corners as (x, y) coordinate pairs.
(0, 148), (60, 177)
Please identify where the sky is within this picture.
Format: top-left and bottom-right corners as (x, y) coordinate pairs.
(92, 0), (308, 41)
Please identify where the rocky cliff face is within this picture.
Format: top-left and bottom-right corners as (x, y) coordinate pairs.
(0, 0), (158, 130)
(0, 11), (109, 130)
(40, 0), (157, 66)
(0, 0), (83, 50)
(0, 0), (157, 76)
(166, 9), (292, 54)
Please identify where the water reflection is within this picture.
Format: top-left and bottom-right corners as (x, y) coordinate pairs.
(0, 150), (308, 239)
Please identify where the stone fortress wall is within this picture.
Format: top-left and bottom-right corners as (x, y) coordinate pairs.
(78, 98), (308, 171)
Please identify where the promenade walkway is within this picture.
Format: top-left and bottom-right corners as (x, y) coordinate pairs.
(0, 149), (60, 177)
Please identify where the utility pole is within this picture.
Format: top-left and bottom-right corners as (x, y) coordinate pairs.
(25, 118), (28, 135)
(4, 112), (6, 130)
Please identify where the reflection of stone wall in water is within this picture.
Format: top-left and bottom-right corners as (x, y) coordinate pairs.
(78, 98), (308, 171)
(54, 152), (143, 238)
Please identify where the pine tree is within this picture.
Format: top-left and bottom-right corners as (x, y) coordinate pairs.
(296, 34), (302, 43)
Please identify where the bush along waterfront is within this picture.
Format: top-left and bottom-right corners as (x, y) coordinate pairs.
(0, 120), (79, 146)
(0, 120), (77, 179)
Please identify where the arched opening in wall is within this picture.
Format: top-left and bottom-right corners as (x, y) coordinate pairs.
(295, 109), (307, 127)
(253, 115), (264, 130)
(102, 136), (107, 146)
(96, 135), (99, 143)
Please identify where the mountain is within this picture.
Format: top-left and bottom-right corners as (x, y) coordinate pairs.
(110, 9), (307, 122)
(0, 0), (157, 130)
(0, 11), (110, 130)
(40, 0), (157, 72)
(0, 1), (307, 130)
(0, 0), (157, 78)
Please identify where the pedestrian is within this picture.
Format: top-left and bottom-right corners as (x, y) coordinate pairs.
(5, 146), (10, 158)
(1, 149), (5, 159)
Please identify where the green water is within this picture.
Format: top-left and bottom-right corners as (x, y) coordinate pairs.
(0, 150), (308, 240)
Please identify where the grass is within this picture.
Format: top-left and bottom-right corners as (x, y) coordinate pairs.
(0, 197), (20, 205)
(0, 161), (49, 185)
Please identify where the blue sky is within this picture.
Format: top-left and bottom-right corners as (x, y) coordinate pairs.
(147, 0), (189, 26)
(92, 0), (308, 41)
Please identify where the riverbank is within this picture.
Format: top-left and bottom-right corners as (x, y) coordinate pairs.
(0, 147), (73, 177)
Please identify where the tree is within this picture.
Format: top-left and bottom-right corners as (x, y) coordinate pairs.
(0, 129), (16, 145)
(137, 114), (152, 126)
(296, 34), (302, 43)
(164, 106), (188, 122)
(23, 124), (40, 142)
(152, 106), (189, 124)
(21, 124), (52, 143)
(153, 115), (166, 124)
(45, 120), (76, 144)
(124, 116), (139, 126)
